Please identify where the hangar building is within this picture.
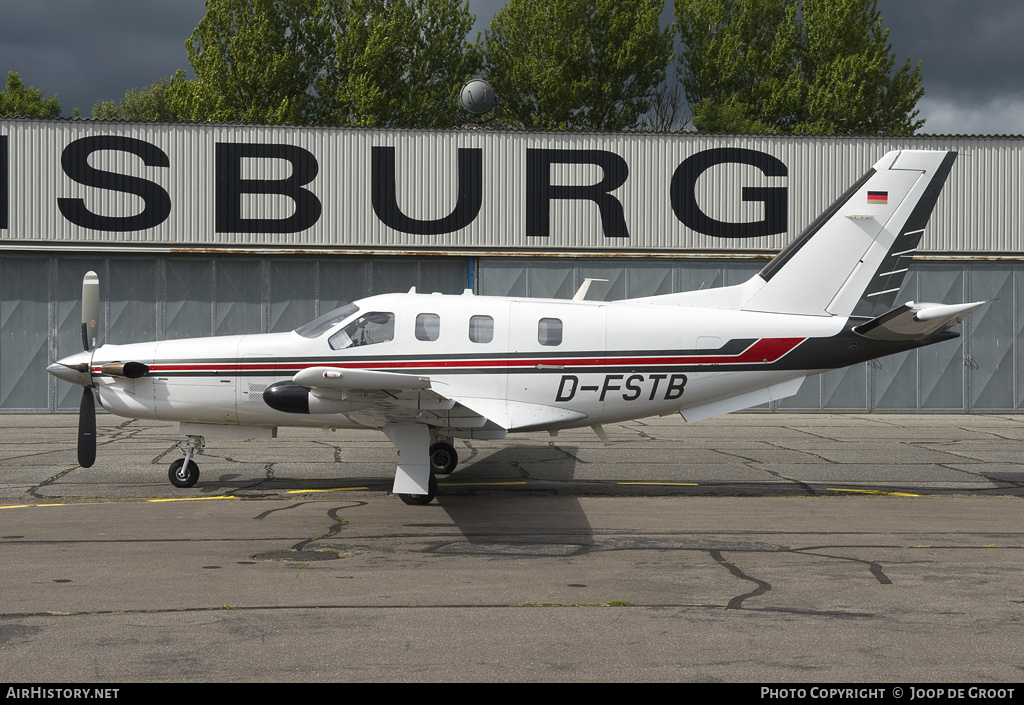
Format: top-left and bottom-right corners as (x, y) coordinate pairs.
(1, 118), (1021, 413)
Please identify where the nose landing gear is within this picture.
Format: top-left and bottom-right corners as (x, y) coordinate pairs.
(168, 435), (204, 488)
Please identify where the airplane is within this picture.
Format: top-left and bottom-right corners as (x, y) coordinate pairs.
(47, 149), (984, 505)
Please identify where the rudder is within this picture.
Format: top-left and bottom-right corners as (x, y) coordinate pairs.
(741, 150), (957, 317)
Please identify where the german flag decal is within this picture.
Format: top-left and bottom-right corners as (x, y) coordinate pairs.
(867, 190), (888, 205)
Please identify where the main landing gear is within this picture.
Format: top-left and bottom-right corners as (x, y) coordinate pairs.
(398, 473), (438, 506)
(398, 439), (458, 505)
(168, 435), (204, 488)
(389, 427), (459, 506)
(428, 441), (458, 475)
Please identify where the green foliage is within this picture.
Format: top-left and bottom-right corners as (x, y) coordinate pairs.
(171, 0), (331, 124)
(484, 0), (674, 131)
(167, 0), (480, 127)
(316, 0), (482, 127)
(91, 77), (181, 122)
(0, 72), (61, 118)
(676, 0), (924, 135)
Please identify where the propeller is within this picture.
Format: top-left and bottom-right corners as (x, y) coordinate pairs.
(81, 271), (99, 351)
(78, 271), (99, 468)
(78, 380), (97, 468)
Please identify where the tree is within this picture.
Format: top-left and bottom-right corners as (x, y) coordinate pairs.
(166, 0), (479, 127)
(169, 0), (331, 124)
(641, 60), (691, 132)
(483, 0), (674, 131)
(316, 0), (482, 127)
(676, 0), (924, 135)
(92, 77), (181, 121)
(0, 72), (61, 118)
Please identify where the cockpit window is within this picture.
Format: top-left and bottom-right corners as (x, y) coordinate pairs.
(295, 303), (359, 338)
(329, 312), (395, 350)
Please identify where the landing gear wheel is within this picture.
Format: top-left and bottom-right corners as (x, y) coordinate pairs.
(399, 473), (437, 506)
(428, 442), (458, 475)
(168, 458), (200, 488)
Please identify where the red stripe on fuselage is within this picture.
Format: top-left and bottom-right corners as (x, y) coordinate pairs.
(138, 337), (807, 375)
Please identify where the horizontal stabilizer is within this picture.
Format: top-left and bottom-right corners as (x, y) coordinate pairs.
(293, 366), (431, 390)
(853, 301), (985, 342)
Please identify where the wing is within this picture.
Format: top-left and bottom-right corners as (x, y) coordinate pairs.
(269, 367), (592, 497)
(277, 366), (589, 437)
(280, 366), (508, 438)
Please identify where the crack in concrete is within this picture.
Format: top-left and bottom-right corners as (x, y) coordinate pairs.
(252, 504), (361, 562)
(790, 549), (893, 585)
(709, 549), (772, 609)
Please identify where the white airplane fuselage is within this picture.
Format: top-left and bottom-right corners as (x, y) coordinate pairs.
(70, 293), (844, 435)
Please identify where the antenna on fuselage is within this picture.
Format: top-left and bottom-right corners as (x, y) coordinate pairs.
(573, 278), (608, 301)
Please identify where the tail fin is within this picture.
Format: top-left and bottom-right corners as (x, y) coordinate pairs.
(741, 150), (957, 317)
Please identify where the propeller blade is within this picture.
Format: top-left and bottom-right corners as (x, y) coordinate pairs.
(81, 271), (99, 351)
(78, 387), (96, 468)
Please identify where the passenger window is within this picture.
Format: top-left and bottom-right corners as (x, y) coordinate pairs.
(469, 315), (494, 344)
(415, 313), (440, 341)
(538, 318), (562, 346)
(329, 312), (395, 350)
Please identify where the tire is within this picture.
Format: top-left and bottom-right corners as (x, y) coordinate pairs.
(168, 458), (200, 488)
(428, 442), (458, 475)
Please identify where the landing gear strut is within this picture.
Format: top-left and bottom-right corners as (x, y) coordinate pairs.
(169, 435), (204, 488)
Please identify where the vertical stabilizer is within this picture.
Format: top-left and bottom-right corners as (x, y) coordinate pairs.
(741, 150), (957, 317)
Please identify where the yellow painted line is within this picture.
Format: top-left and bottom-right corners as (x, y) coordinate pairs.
(286, 487), (370, 494)
(618, 482), (699, 487)
(147, 496), (237, 503)
(439, 481), (528, 487)
(826, 488), (920, 497)
(1, 503), (68, 510)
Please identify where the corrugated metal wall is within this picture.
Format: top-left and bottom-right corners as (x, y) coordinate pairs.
(2, 119), (1022, 254)
(1, 253), (467, 412)
(5, 251), (1021, 414)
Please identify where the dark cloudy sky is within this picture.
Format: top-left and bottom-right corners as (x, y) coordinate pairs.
(1, 0), (1021, 135)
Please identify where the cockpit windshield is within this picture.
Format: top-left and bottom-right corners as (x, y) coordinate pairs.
(294, 303), (360, 338)
(328, 312), (395, 350)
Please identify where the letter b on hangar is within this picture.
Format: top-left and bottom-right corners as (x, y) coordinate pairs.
(671, 147), (787, 238)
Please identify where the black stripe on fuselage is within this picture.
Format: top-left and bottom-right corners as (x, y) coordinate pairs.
(139, 338), (759, 367)
(132, 326), (955, 379)
(132, 338), (757, 366)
